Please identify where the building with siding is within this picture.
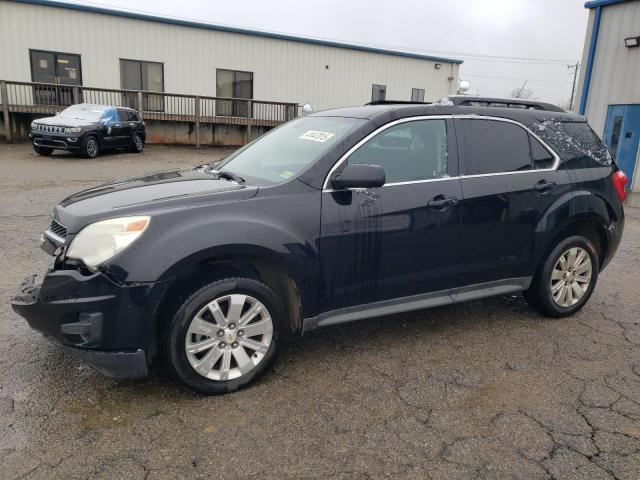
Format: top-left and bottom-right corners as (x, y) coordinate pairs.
(576, 0), (640, 192)
(0, 0), (462, 112)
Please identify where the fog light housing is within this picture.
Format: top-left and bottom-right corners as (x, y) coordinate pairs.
(67, 137), (79, 142)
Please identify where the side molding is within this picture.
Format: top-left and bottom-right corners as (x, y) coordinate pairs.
(302, 277), (532, 332)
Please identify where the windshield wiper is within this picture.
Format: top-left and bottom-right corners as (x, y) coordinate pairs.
(217, 170), (245, 183)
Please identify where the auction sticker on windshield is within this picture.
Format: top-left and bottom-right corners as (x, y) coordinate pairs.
(300, 130), (335, 143)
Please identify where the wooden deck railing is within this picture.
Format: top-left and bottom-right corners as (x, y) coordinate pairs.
(0, 80), (300, 145)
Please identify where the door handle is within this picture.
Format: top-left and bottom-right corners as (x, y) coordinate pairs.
(534, 180), (556, 192)
(427, 195), (458, 209)
(114, 123), (121, 128)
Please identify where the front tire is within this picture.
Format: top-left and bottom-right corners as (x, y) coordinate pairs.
(524, 235), (599, 317)
(33, 145), (53, 156)
(163, 277), (286, 394)
(82, 135), (100, 159)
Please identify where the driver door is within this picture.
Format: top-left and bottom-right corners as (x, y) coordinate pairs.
(319, 117), (463, 312)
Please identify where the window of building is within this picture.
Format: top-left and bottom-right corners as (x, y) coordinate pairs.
(216, 69), (254, 117)
(119, 59), (164, 111)
(460, 119), (532, 175)
(411, 88), (425, 102)
(348, 119), (448, 183)
(29, 50), (82, 106)
(372, 84), (386, 102)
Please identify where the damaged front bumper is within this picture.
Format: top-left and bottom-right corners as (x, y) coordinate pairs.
(11, 269), (167, 378)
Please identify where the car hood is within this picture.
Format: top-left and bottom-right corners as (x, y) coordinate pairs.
(35, 116), (95, 128)
(54, 168), (258, 232)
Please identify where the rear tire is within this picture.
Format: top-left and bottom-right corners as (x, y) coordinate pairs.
(524, 235), (599, 317)
(130, 132), (144, 153)
(33, 145), (53, 156)
(82, 135), (100, 159)
(162, 277), (286, 394)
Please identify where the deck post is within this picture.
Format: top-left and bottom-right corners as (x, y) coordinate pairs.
(246, 100), (252, 143)
(0, 81), (11, 143)
(195, 96), (201, 148)
(72, 86), (80, 104)
(137, 91), (144, 119)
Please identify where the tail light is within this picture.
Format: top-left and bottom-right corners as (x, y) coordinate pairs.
(613, 170), (628, 202)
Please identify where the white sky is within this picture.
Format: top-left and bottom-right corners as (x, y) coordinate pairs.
(60, 0), (590, 105)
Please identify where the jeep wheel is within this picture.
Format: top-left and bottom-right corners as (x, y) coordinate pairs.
(524, 235), (599, 317)
(130, 132), (144, 153)
(163, 277), (285, 394)
(33, 145), (53, 156)
(82, 135), (100, 159)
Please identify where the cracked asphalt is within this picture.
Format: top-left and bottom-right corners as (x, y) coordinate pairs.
(1, 143), (639, 479)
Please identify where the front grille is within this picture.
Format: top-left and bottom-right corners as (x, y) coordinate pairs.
(48, 220), (67, 239)
(34, 124), (66, 134)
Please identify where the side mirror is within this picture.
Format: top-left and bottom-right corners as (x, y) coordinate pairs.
(331, 164), (385, 190)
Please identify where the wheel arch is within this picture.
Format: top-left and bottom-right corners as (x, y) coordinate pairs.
(150, 248), (306, 360)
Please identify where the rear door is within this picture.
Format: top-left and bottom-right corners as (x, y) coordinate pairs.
(320, 117), (463, 311)
(454, 117), (571, 289)
(113, 109), (133, 146)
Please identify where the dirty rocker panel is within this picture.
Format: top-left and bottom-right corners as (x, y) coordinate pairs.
(303, 277), (532, 332)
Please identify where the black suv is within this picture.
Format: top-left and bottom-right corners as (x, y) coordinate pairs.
(30, 103), (146, 158)
(12, 98), (627, 394)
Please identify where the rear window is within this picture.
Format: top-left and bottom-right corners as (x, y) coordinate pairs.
(460, 119), (532, 175)
(532, 120), (612, 168)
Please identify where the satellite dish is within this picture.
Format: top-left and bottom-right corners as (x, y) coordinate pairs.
(302, 104), (313, 115)
(457, 80), (470, 94)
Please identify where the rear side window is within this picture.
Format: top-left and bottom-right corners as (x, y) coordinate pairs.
(529, 134), (555, 169)
(540, 121), (612, 168)
(348, 119), (448, 183)
(460, 119), (532, 175)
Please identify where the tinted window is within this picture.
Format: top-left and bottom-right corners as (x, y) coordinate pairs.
(348, 120), (448, 183)
(533, 120), (612, 168)
(117, 109), (129, 122)
(529, 134), (555, 169)
(461, 119), (531, 175)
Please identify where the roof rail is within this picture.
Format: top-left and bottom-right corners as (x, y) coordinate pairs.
(365, 100), (430, 106)
(446, 95), (565, 112)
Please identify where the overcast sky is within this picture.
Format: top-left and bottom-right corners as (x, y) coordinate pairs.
(64, 0), (590, 106)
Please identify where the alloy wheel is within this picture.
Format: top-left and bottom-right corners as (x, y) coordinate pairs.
(86, 138), (98, 157)
(550, 247), (592, 307)
(185, 294), (273, 381)
(134, 134), (143, 151)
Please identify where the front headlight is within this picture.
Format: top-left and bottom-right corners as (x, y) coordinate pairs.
(66, 216), (150, 268)
(66, 127), (82, 133)
(31, 122), (37, 130)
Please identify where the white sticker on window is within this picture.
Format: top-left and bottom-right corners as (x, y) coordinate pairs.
(39, 59), (48, 69)
(300, 130), (335, 143)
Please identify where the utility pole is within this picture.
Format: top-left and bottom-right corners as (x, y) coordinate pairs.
(515, 80), (528, 98)
(568, 62), (580, 111)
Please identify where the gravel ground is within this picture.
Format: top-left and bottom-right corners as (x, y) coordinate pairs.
(0, 143), (639, 479)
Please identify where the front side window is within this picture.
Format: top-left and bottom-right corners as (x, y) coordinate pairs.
(460, 119), (532, 175)
(411, 88), (425, 102)
(216, 69), (254, 117)
(372, 84), (386, 102)
(348, 119), (448, 183)
(217, 116), (364, 184)
(120, 59), (164, 111)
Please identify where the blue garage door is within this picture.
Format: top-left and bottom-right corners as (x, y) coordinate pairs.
(604, 104), (640, 189)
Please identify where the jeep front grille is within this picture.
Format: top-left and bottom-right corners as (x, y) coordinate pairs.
(34, 124), (66, 134)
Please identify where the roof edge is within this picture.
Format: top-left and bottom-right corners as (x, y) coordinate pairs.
(9, 0), (464, 64)
(584, 0), (630, 9)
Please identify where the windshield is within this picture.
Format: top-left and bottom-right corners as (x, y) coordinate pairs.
(59, 105), (106, 122)
(216, 116), (365, 184)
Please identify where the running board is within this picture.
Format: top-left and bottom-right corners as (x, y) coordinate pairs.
(302, 277), (532, 332)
